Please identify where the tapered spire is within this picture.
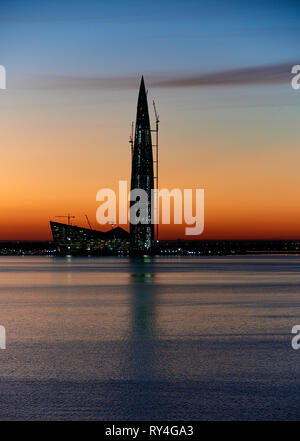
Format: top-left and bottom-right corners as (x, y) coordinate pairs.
(130, 77), (154, 253)
(136, 76), (150, 130)
(138, 76), (146, 100)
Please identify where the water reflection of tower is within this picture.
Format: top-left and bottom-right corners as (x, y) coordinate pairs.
(127, 257), (157, 385)
(130, 256), (156, 341)
(116, 257), (162, 419)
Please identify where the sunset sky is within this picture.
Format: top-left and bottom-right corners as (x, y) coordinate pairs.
(0, 0), (300, 240)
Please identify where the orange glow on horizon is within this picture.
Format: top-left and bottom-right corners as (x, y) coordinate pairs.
(1, 88), (300, 241)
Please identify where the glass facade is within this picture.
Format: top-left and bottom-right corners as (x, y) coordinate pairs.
(50, 221), (130, 255)
(130, 77), (154, 253)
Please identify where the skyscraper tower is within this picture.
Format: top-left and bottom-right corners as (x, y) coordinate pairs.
(130, 77), (154, 253)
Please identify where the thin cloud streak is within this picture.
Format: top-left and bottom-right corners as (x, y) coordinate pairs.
(153, 63), (294, 88)
(21, 62), (295, 90)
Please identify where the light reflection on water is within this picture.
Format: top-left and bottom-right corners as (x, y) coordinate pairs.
(0, 255), (300, 419)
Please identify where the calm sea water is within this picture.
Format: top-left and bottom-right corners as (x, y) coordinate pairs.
(0, 255), (300, 420)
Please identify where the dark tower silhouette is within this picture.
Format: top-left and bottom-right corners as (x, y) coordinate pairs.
(130, 77), (154, 253)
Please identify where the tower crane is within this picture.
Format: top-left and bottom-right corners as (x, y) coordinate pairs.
(129, 121), (134, 158)
(85, 214), (92, 230)
(55, 214), (75, 225)
(152, 100), (160, 241)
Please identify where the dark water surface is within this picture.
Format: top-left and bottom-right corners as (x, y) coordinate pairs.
(0, 255), (300, 420)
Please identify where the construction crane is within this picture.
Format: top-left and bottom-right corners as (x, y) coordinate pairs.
(129, 121), (134, 158)
(55, 214), (75, 225)
(152, 100), (160, 241)
(85, 214), (92, 230)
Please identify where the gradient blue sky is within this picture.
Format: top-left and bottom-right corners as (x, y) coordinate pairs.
(1, 0), (299, 78)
